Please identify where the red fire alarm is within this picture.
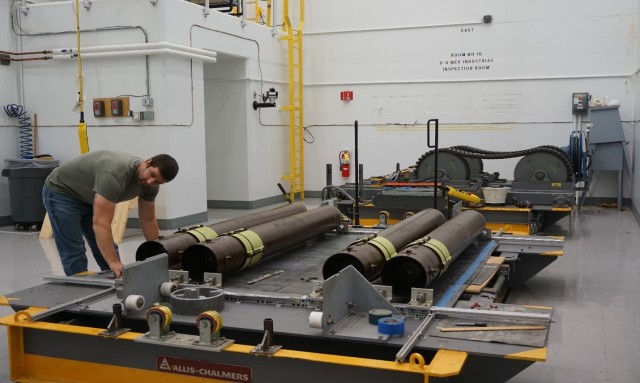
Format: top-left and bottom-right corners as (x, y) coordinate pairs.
(340, 91), (354, 101)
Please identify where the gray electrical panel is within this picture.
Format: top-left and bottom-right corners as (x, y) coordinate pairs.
(572, 93), (589, 115)
(588, 105), (626, 209)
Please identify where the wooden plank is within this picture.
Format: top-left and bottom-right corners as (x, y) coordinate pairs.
(465, 256), (505, 293)
(112, 198), (138, 243)
(40, 198), (137, 244)
(438, 325), (546, 332)
(39, 214), (53, 239)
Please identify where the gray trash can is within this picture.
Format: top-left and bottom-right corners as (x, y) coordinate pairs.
(2, 158), (59, 228)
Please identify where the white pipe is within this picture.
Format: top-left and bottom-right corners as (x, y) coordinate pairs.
(52, 48), (217, 63)
(52, 42), (217, 58)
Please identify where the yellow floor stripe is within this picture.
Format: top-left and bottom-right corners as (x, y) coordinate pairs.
(505, 347), (547, 362)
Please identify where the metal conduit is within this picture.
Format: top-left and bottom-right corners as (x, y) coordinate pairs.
(182, 206), (343, 281)
(136, 202), (307, 267)
(381, 210), (486, 293)
(322, 208), (446, 281)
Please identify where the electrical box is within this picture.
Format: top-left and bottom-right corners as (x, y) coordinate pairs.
(91, 97), (130, 118)
(572, 93), (589, 115)
(130, 111), (155, 120)
(93, 100), (105, 117)
(110, 99), (123, 116)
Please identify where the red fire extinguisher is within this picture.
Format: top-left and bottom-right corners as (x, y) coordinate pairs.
(339, 149), (351, 177)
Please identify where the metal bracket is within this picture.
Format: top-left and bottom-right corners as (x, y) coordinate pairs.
(19, 2), (29, 15)
(372, 284), (393, 301)
(203, 272), (222, 288)
(169, 270), (189, 284)
(408, 288), (433, 308)
(99, 303), (130, 338)
(145, 311), (175, 340)
(251, 319), (282, 355)
(377, 211), (389, 227)
(309, 281), (324, 298)
(193, 318), (234, 350)
(82, 0), (91, 10)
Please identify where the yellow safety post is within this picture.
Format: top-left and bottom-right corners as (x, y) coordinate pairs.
(75, 0), (89, 154)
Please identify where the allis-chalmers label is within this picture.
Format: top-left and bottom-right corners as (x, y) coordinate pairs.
(157, 355), (252, 382)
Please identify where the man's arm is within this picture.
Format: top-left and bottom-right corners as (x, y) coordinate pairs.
(93, 194), (124, 277)
(138, 198), (160, 241)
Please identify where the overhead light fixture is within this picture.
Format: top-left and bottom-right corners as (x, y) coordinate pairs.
(253, 88), (278, 110)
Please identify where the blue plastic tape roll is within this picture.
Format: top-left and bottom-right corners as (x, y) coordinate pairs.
(378, 315), (405, 336)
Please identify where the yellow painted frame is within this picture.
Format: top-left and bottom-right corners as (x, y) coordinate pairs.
(0, 310), (473, 383)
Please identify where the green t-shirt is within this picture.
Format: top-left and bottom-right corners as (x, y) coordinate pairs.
(45, 150), (159, 204)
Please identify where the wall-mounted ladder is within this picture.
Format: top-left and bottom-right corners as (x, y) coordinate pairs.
(280, 0), (304, 201)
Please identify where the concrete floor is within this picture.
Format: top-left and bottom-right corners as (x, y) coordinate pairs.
(1, 200), (639, 382)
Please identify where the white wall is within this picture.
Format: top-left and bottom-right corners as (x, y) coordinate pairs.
(204, 58), (251, 202)
(1, 0), (639, 225)
(0, 0), (289, 226)
(202, 50), (289, 205)
(301, 0), (638, 200)
(0, 0), (21, 220)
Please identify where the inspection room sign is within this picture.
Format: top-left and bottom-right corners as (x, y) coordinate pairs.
(157, 355), (252, 382)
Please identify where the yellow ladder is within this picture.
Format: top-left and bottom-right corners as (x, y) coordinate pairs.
(280, 0), (304, 201)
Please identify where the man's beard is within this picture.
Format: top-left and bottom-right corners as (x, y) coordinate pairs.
(136, 166), (148, 187)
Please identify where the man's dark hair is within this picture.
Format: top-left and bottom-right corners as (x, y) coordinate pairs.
(149, 154), (179, 182)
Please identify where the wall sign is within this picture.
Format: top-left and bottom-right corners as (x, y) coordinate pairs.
(440, 51), (494, 72)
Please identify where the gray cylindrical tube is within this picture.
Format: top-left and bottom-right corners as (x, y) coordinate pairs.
(381, 210), (485, 293)
(135, 202), (307, 266)
(182, 206), (343, 281)
(322, 208), (446, 281)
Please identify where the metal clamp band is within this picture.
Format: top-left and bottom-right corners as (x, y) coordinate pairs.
(350, 234), (377, 246)
(188, 226), (218, 242)
(232, 230), (265, 269)
(369, 236), (397, 260)
(423, 238), (451, 275)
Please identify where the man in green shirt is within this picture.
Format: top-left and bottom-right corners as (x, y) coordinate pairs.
(43, 150), (179, 278)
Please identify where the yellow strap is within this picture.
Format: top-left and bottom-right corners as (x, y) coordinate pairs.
(187, 226), (218, 242)
(422, 238), (451, 275)
(232, 230), (265, 269)
(368, 236), (397, 260)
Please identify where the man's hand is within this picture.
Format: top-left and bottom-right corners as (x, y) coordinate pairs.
(109, 260), (124, 278)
